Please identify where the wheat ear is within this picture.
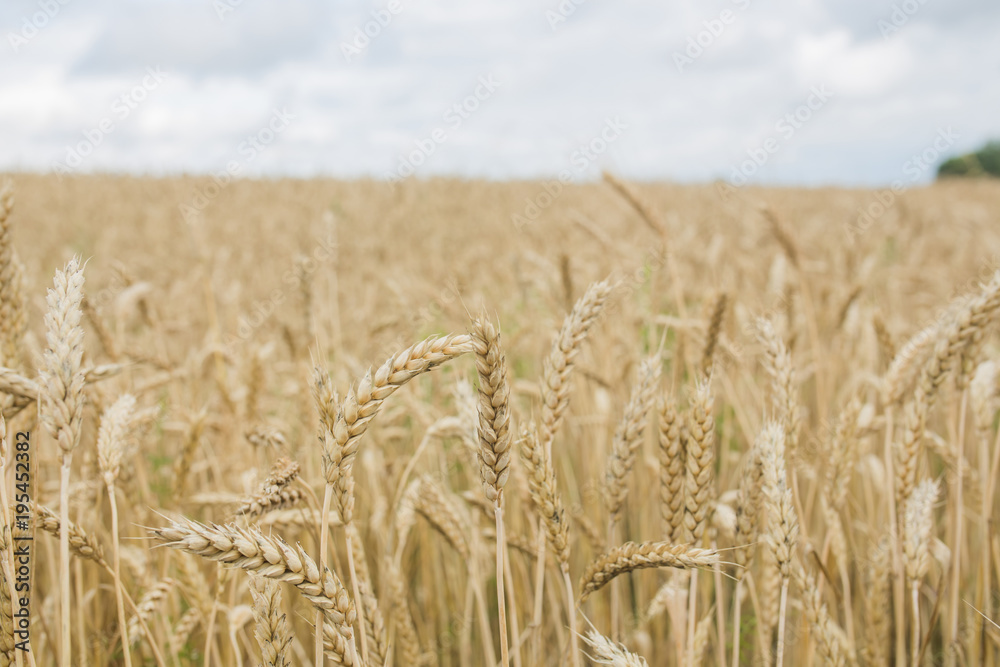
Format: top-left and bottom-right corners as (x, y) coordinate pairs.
(128, 579), (174, 645)
(346, 523), (387, 666)
(234, 457), (303, 520)
(756, 317), (799, 454)
(383, 559), (423, 665)
(540, 279), (613, 456)
(760, 422), (797, 667)
(794, 564), (851, 666)
(250, 576), (292, 667)
(322, 332), (472, 523)
(583, 629), (649, 666)
(903, 479), (938, 666)
(0, 543), (14, 666)
(519, 427), (580, 667)
(862, 537), (892, 666)
(38, 257), (86, 667)
(471, 315), (514, 667)
(700, 292), (727, 376)
(658, 393), (686, 545)
(731, 432), (764, 667)
(605, 356), (661, 523)
(0, 182), (25, 370)
(97, 394), (137, 667)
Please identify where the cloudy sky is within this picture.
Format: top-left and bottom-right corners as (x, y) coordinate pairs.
(1, 0), (998, 186)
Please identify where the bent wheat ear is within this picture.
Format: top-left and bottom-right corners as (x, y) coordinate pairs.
(32, 503), (106, 565)
(323, 333), (473, 523)
(150, 517), (356, 641)
(579, 541), (720, 601)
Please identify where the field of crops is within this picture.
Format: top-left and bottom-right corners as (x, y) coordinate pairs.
(1, 172), (999, 666)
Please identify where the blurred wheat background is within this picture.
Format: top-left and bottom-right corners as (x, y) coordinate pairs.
(1, 172), (999, 666)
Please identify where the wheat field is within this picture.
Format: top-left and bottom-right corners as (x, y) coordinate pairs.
(0, 172), (998, 666)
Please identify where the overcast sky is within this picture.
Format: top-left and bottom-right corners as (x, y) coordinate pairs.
(1, 0), (998, 186)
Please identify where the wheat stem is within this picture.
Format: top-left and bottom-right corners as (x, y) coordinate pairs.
(775, 579), (788, 667)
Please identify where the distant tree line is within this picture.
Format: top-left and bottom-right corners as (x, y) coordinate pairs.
(937, 140), (1000, 178)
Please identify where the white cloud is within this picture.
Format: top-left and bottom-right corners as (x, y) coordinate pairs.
(0, 0), (997, 186)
